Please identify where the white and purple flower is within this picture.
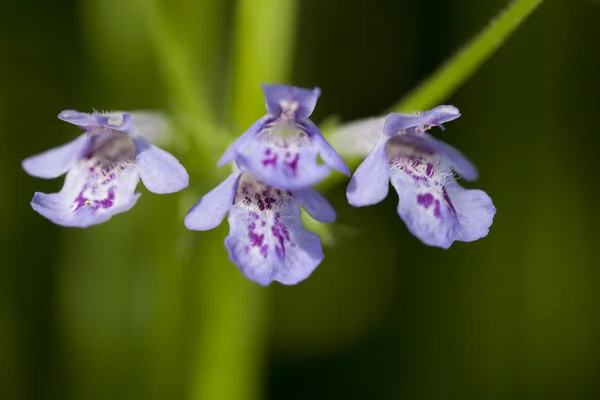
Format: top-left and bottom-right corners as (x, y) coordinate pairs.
(342, 105), (496, 249)
(217, 84), (350, 190)
(185, 169), (335, 286)
(22, 110), (189, 227)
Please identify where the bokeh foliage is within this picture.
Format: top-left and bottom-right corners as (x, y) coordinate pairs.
(2, 0), (600, 399)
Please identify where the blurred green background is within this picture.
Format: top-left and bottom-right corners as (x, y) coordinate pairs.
(2, 0), (600, 399)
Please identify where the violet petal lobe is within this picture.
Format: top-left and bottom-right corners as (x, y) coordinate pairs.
(236, 140), (330, 191)
(294, 189), (337, 223)
(383, 106), (461, 137)
(217, 116), (270, 167)
(390, 131), (479, 181)
(134, 138), (189, 194)
(224, 175), (324, 286)
(421, 133), (479, 181)
(443, 178), (495, 242)
(303, 120), (350, 176)
(390, 171), (495, 249)
(57, 110), (98, 128)
(31, 162), (141, 228)
(59, 110), (134, 134)
(346, 139), (391, 207)
(22, 133), (88, 179)
(184, 171), (242, 231)
(261, 84), (320, 119)
(94, 112), (134, 135)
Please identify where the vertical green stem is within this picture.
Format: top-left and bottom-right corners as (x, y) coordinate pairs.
(189, 225), (269, 400)
(230, 0), (299, 126)
(146, 0), (226, 168)
(190, 1), (299, 400)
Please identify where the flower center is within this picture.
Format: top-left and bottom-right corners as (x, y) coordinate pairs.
(256, 120), (311, 148)
(233, 174), (296, 260)
(72, 130), (136, 212)
(280, 99), (299, 121)
(386, 139), (451, 187)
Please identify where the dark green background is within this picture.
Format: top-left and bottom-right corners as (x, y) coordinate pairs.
(2, 0), (599, 399)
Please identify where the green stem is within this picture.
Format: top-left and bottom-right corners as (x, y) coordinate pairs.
(145, 0), (225, 170)
(230, 0), (299, 127)
(189, 226), (268, 400)
(392, 0), (544, 112)
(321, 0), (544, 194)
(190, 1), (299, 400)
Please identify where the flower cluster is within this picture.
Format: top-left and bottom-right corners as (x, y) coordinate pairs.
(23, 111), (188, 227)
(185, 84), (345, 285)
(23, 85), (496, 285)
(341, 106), (495, 249)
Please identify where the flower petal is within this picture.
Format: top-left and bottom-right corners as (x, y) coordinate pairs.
(444, 179), (496, 242)
(389, 132), (479, 181)
(224, 178), (324, 285)
(217, 116), (269, 167)
(184, 172), (242, 231)
(134, 138), (189, 194)
(57, 110), (98, 128)
(390, 171), (495, 249)
(383, 106), (461, 137)
(420, 133), (479, 181)
(346, 139), (390, 207)
(303, 120), (350, 176)
(30, 163), (141, 228)
(94, 112), (134, 134)
(59, 110), (134, 133)
(236, 140), (330, 191)
(22, 133), (88, 179)
(294, 189), (337, 223)
(261, 84), (320, 119)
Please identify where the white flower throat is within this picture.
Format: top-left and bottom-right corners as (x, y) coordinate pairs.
(72, 130), (136, 212)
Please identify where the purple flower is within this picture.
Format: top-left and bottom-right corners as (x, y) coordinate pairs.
(346, 106), (496, 249)
(217, 84), (350, 190)
(184, 170), (335, 285)
(22, 110), (189, 227)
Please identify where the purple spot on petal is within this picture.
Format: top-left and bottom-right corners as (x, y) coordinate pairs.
(426, 164), (434, 178)
(442, 187), (457, 216)
(249, 230), (264, 247)
(73, 185), (89, 211)
(399, 165), (428, 183)
(417, 193), (434, 209)
(262, 149), (278, 167)
(260, 244), (268, 259)
(285, 153), (300, 175)
(275, 244), (284, 259)
(97, 188), (115, 209)
(254, 193), (265, 211)
(433, 199), (442, 219)
(271, 212), (292, 260)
